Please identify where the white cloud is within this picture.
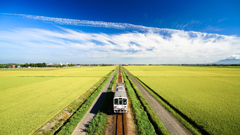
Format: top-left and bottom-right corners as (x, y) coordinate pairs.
(227, 55), (240, 59)
(0, 13), (240, 63)
(1, 13), (177, 33)
(0, 27), (240, 63)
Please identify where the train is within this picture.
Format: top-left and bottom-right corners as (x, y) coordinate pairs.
(113, 82), (128, 113)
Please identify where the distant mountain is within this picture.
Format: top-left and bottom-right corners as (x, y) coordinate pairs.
(214, 55), (240, 64)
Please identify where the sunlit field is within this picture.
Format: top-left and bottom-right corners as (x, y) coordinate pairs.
(125, 66), (240, 135)
(0, 66), (115, 135)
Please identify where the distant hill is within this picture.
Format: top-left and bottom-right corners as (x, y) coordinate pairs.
(214, 55), (240, 64)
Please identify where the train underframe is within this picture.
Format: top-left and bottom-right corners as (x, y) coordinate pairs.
(114, 108), (127, 113)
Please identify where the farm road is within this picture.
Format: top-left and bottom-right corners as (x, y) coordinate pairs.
(124, 69), (192, 135)
(71, 70), (116, 135)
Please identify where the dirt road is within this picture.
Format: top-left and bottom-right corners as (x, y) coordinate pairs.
(71, 70), (116, 135)
(124, 69), (192, 135)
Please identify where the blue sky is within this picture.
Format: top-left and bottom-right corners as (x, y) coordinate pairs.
(0, 0), (240, 64)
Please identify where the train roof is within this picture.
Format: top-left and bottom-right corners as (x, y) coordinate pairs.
(114, 82), (127, 98)
(114, 90), (127, 98)
(116, 82), (124, 87)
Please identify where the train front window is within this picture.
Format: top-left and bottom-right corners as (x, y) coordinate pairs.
(114, 99), (118, 105)
(119, 98), (122, 105)
(123, 99), (127, 105)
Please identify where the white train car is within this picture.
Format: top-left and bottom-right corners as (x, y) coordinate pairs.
(113, 82), (127, 113)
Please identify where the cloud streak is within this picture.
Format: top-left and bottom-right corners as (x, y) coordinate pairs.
(1, 27), (240, 63)
(1, 13), (177, 33)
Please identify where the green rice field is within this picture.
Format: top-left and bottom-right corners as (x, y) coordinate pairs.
(0, 66), (115, 135)
(124, 66), (240, 135)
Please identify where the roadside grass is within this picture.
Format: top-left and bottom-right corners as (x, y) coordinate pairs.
(123, 69), (170, 135)
(87, 70), (118, 135)
(55, 69), (115, 135)
(124, 66), (240, 135)
(122, 69), (156, 135)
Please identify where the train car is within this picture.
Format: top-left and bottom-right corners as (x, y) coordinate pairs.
(113, 82), (127, 113)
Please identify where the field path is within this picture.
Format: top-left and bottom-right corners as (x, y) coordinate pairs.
(124, 69), (192, 135)
(71, 70), (116, 135)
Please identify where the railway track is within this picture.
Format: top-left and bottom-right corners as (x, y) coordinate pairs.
(115, 113), (126, 135)
(114, 66), (127, 135)
(118, 66), (123, 83)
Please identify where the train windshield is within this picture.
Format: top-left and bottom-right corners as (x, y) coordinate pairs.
(119, 98), (122, 105)
(123, 98), (127, 105)
(114, 99), (118, 105)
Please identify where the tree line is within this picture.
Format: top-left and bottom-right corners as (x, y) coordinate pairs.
(21, 63), (75, 67)
(0, 62), (75, 68)
(21, 62), (47, 67)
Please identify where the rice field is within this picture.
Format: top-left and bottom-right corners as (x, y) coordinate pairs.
(124, 66), (240, 135)
(0, 66), (115, 135)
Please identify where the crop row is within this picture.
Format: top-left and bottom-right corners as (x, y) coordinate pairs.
(87, 70), (118, 134)
(55, 69), (115, 135)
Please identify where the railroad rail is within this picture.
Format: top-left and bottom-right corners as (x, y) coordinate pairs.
(114, 66), (127, 135)
(115, 113), (126, 135)
(118, 66), (123, 83)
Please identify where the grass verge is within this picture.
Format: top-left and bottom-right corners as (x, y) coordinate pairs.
(86, 70), (118, 135)
(125, 69), (202, 135)
(54, 69), (116, 135)
(122, 69), (156, 135)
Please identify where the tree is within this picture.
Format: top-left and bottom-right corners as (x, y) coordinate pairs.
(25, 63), (29, 67)
(30, 63), (34, 67)
(38, 63), (43, 67)
(43, 62), (46, 67)
(68, 63), (75, 67)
